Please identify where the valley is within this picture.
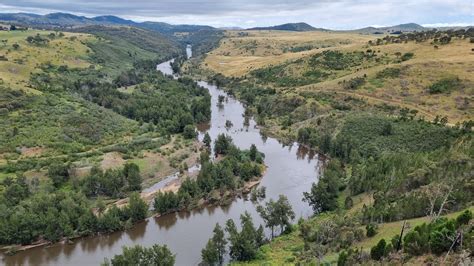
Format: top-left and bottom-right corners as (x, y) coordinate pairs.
(0, 10), (473, 266)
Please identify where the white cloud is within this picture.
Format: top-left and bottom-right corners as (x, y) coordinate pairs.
(0, 0), (472, 29)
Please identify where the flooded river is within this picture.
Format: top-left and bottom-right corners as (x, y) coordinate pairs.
(2, 51), (321, 265)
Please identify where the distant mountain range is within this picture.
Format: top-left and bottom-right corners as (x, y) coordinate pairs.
(351, 23), (426, 34)
(247, 22), (328, 32)
(0, 12), (469, 34)
(0, 12), (224, 56)
(246, 22), (432, 33)
(0, 12), (214, 34)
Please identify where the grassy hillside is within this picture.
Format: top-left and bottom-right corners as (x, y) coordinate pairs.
(203, 30), (373, 76)
(0, 30), (91, 92)
(75, 25), (180, 56)
(74, 25), (181, 76)
(234, 205), (474, 265)
(203, 30), (473, 123)
(0, 26), (216, 247)
(0, 27), (208, 194)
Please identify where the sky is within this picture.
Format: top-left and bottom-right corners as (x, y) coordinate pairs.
(0, 0), (472, 29)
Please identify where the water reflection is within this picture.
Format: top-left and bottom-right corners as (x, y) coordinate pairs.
(2, 58), (322, 266)
(127, 220), (148, 241)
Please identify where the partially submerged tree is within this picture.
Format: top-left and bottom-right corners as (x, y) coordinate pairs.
(102, 244), (175, 266)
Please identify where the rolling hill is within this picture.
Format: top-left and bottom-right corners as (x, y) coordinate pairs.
(0, 12), (223, 55)
(353, 23), (426, 34)
(248, 22), (325, 32)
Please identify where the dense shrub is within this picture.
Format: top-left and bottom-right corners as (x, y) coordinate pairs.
(401, 52), (414, 61)
(376, 67), (401, 79)
(366, 223), (378, 237)
(343, 77), (366, 90)
(428, 77), (461, 94)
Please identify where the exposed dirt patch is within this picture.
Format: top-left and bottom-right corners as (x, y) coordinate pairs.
(115, 178), (182, 208)
(71, 166), (93, 178)
(19, 146), (46, 158)
(100, 152), (126, 170)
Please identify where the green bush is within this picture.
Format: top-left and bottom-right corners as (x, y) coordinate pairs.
(343, 77), (366, 90)
(366, 223), (378, 237)
(401, 52), (414, 61)
(370, 239), (386, 260)
(428, 77), (461, 94)
(376, 67), (401, 79)
(456, 210), (472, 226)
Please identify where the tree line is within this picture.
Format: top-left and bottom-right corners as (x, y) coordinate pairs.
(0, 163), (148, 245)
(154, 134), (265, 215)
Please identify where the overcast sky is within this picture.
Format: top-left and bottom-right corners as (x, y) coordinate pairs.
(0, 0), (472, 29)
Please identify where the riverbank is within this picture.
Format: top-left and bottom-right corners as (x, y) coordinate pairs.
(2, 54), (322, 266)
(153, 167), (266, 219)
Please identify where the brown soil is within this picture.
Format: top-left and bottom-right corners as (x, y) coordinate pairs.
(100, 152), (126, 170)
(19, 146), (46, 158)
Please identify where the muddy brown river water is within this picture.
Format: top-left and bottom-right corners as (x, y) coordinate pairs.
(2, 53), (322, 265)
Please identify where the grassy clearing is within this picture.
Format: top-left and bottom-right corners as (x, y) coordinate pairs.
(354, 206), (474, 251)
(0, 30), (92, 92)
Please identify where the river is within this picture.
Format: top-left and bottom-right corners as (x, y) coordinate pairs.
(2, 49), (321, 265)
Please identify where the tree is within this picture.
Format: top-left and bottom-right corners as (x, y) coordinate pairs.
(123, 163), (141, 192)
(370, 239), (386, 260)
(456, 210), (472, 226)
(226, 212), (264, 261)
(154, 191), (179, 214)
(201, 239), (219, 265)
(12, 43), (20, 50)
(218, 95), (225, 105)
(126, 192), (148, 223)
(212, 223), (227, 264)
(381, 122), (393, 136)
(203, 132), (212, 148)
(2, 175), (30, 206)
(366, 223), (378, 237)
(183, 125), (197, 139)
(429, 223), (456, 255)
(78, 210), (98, 235)
(303, 160), (342, 213)
(48, 163), (70, 188)
(249, 144), (257, 161)
(214, 134), (234, 155)
(103, 244), (175, 266)
(257, 195), (295, 239)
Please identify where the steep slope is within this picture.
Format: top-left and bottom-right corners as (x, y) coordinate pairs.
(74, 25), (181, 58)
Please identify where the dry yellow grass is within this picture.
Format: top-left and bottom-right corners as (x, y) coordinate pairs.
(203, 30), (374, 76)
(204, 30), (473, 123)
(296, 39), (474, 123)
(0, 30), (92, 93)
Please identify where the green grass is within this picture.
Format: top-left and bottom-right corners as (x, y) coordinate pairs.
(237, 205), (474, 265)
(368, 77), (384, 88)
(355, 206), (474, 251)
(0, 89), (137, 155)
